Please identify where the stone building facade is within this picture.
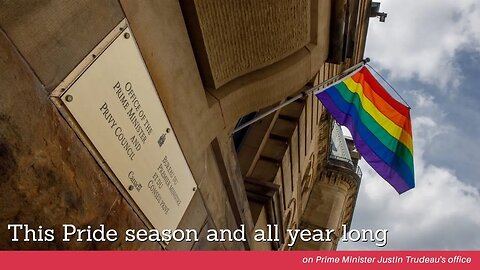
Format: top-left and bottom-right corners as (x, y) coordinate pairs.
(0, 0), (376, 250)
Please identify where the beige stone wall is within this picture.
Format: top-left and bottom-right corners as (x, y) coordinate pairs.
(0, 21), (158, 250)
(0, 0), (370, 250)
(0, 0), (229, 250)
(237, 82), (333, 250)
(0, 0), (124, 90)
(182, 0), (311, 88)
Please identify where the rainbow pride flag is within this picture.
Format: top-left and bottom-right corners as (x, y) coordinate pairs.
(316, 66), (414, 194)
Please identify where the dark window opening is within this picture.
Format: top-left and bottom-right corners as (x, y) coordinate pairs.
(233, 112), (257, 151)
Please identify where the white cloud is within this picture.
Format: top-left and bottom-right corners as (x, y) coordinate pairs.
(337, 0), (480, 250)
(366, 0), (480, 90)
(341, 159), (480, 249)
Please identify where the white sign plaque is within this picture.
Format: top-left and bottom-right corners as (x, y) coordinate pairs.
(56, 24), (197, 233)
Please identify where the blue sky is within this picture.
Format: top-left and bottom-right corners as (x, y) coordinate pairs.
(340, 0), (480, 250)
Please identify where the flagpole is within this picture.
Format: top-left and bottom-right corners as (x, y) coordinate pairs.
(232, 58), (370, 134)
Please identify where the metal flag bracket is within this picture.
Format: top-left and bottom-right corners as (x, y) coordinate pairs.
(232, 58), (371, 134)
